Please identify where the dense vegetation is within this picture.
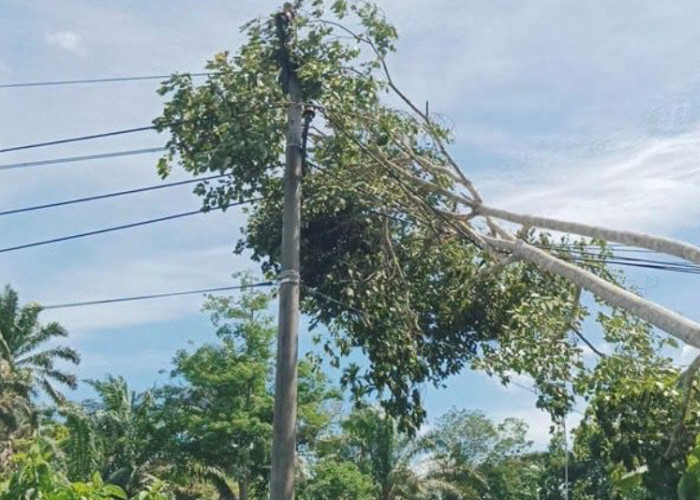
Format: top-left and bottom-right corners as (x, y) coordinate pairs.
(3, 1), (700, 499)
(1, 282), (700, 499)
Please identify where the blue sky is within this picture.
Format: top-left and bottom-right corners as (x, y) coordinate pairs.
(2, 0), (700, 447)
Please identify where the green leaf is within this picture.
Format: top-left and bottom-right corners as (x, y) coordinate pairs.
(103, 484), (127, 499)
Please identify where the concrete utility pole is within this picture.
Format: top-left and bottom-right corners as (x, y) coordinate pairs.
(270, 5), (302, 500)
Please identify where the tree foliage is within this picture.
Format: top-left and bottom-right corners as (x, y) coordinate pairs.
(61, 376), (166, 495)
(156, 284), (338, 500)
(421, 409), (540, 500)
(0, 285), (79, 405)
(153, 0), (631, 432)
(0, 285), (78, 470)
(298, 458), (375, 500)
(0, 439), (162, 500)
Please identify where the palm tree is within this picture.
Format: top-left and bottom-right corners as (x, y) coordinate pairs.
(326, 408), (455, 500)
(64, 376), (157, 490)
(64, 376), (237, 499)
(0, 285), (79, 403)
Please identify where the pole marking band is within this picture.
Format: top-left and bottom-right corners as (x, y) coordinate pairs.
(278, 269), (300, 284)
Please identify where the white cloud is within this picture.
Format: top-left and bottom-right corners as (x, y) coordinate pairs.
(46, 30), (86, 55)
(478, 125), (700, 234)
(375, 0), (700, 237)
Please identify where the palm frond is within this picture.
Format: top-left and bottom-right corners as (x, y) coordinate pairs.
(63, 408), (101, 480)
(15, 322), (69, 356)
(18, 346), (80, 368)
(40, 378), (67, 404)
(44, 369), (78, 390)
(0, 330), (12, 361)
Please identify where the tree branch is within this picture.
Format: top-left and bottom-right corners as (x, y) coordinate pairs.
(474, 204), (700, 265)
(481, 236), (700, 349)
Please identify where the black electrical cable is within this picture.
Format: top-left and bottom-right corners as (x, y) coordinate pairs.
(0, 174), (227, 217)
(0, 147), (167, 171)
(573, 252), (700, 270)
(572, 256), (700, 274)
(0, 126), (157, 154)
(42, 281), (274, 310)
(543, 245), (700, 272)
(0, 198), (259, 255)
(0, 72), (215, 89)
(0, 102), (286, 155)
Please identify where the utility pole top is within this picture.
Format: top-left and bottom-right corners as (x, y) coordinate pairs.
(282, 2), (295, 22)
(275, 6), (297, 96)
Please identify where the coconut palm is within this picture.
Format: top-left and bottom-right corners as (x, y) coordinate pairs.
(63, 376), (157, 490)
(0, 285), (79, 403)
(321, 408), (456, 500)
(64, 376), (236, 499)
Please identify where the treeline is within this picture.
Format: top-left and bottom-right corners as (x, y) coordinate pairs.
(1, 283), (700, 499)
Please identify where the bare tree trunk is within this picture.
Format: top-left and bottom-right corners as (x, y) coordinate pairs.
(483, 236), (700, 348)
(474, 204), (700, 264)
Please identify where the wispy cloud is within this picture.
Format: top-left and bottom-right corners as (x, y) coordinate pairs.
(46, 30), (87, 56)
(478, 126), (700, 234)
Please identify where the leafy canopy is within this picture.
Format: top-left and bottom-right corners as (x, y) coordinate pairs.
(155, 0), (644, 432)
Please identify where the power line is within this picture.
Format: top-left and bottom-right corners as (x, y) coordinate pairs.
(0, 198), (258, 255)
(302, 286), (367, 318)
(540, 243), (664, 255)
(311, 161), (695, 273)
(0, 103), (287, 155)
(530, 244), (700, 274)
(42, 281), (274, 310)
(569, 255), (700, 275)
(0, 72), (215, 89)
(0, 126), (157, 154)
(0, 174), (227, 217)
(545, 247), (699, 268)
(0, 147), (166, 171)
(0, 209), (208, 254)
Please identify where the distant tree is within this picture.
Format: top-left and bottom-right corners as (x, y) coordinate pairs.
(62, 376), (165, 495)
(0, 360), (35, 472)
(299, 458), (375, 500)
(314, 407), (453, 500)
(0, 285), (78, 468)
(421, 409), (539, 500)
(158, 283), (338, 500)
